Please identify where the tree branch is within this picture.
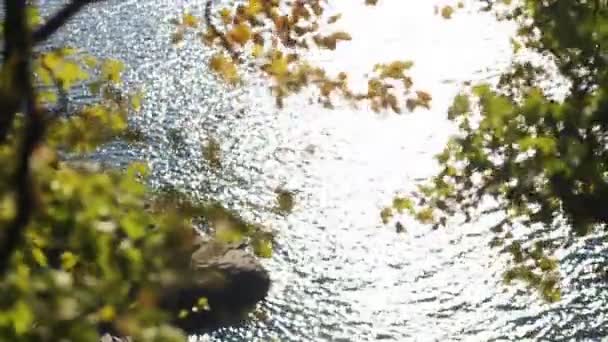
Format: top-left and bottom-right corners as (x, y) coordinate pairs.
(32, 0), (100, 44)
(0, 0), (45, 276)
(204, 0), (240, 61)
(0, 0), (27, 142)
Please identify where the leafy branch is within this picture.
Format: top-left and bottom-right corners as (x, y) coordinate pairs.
(0, 0), (101, 276)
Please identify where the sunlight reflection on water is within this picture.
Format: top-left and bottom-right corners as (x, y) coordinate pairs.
(48, 0), (608, 340)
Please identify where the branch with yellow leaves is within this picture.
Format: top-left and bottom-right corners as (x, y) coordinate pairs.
(178, 0), (432, 112)
(204, 0), (240, 61)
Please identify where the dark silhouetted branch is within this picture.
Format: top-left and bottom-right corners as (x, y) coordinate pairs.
(33, 0), (100, 44)
(0, 0), (45, 276)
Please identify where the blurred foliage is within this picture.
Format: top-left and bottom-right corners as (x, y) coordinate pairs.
(386, 0), (608, 302)
(0, 2), (271, 340)
(274, 188), (295, 214)
(202, 137), (222, 169)
(1, 63), (196, 340)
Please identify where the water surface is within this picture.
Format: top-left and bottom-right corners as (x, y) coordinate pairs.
(49, 0), (608, 340)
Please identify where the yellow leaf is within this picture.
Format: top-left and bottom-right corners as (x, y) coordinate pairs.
(275, 189), (295, 213)
(376, 60), (413, 79)
(440, 6), (454, 19)
(83, 55), (98, 68)
(228, 23), (252, 45)
(216, 225), (243, 243)
(58, 61), (88, 90)
(41, 52), (61, 70)
(98, 305), (116, 322)
(416, 90), (432, 107)
(0, 194), (15, 220)
(26, 7), (42, 27)
(32, 248), (48, 267)
(178, 310), (189, 318)
(416, 207), (435, 224)
(130, 92), (143, 112)
(267, 52), (289, 78)
(35, 65), (53, 85)
(253, 238), (273, 258)
(380, 207), (393, 224)
(196, 297), (210, 311)
(220, 8), (232, 25)
(101, 59), (124, 84)
(246, 0), (264, 16)
(209, 53), (240, 84)
(60, 251), (78, 270)
(12, 301), (33, 334)
(38, 91), (58, 104)
(251, 43), (264, 58)
(60, 47), (78, 56)
(183, 12), (198, 28)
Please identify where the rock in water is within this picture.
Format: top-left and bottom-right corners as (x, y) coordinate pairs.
(160, 239), (271, 333)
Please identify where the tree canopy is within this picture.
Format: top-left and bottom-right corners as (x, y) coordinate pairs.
(386, 0), (608, 302)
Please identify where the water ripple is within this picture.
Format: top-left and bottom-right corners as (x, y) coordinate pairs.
(46, 0), (608, 341)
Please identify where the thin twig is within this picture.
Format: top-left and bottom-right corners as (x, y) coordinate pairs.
(204, 0), (240, 61)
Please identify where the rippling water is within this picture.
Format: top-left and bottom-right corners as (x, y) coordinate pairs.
(48, 0), (608, 340)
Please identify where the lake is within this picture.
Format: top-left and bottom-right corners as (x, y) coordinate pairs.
(49, 0), (608, 340)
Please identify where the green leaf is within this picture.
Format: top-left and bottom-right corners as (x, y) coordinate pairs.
(392, 197), (414, 214)
(61, 251), (79, 270)
(380, 207), (393, 224)
(121, 214), (146, 240)
(32, 248), (48, 267)
(253, 238), (273, 258)
(448, 94), (470, 120)
(12, 301), (33, 335)
(275, 189), (295, 213)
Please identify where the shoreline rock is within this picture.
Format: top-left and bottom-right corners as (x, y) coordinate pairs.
(101, 238), (270, 340)
(160, 238), (271, 333)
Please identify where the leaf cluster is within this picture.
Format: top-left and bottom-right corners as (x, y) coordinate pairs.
(392, 0), (608, 300)
(174, 0), (431, 112)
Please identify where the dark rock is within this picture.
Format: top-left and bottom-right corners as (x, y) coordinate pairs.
(160, 239), (271, 333)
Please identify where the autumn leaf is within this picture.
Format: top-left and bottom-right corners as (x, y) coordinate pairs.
(228, 23), (252, 45)
(440, 6), (454, 19)
(266, 52), (289, 78)
(416, 90), (432, 108)
(275, 189), (295, 213)
(251, 44), (264, 58)
(101, 59), (124, 84)
(209, 53), (240, 84)
(219, 8), (232, 25)
(182, 12), (198, 28)
(245, 0), (264, 16)
(327, 14), (342, 24)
